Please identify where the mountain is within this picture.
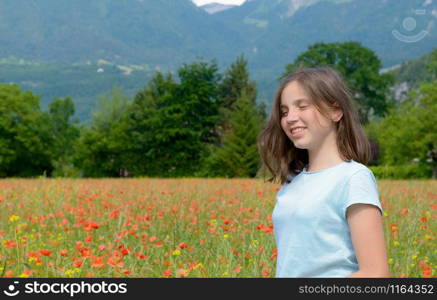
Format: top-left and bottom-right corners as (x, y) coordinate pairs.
(387, 49), (436, 101)
(0, 0), (436, 121)
(0, 0), (244, 67)
(200, 3), (237, 14)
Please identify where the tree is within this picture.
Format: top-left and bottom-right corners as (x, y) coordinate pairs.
(427, 48), (437, 80)
(75, 86), (132, 177)
(48, 97), (80, 177)
(283, 42), (394, 124)
(127, 71), (178, 176)
(366, 80), (437, 177)
(0, 84), (53, 177)
(127, 60), (222, 177)
(198, 88), (262, 178)
(218, 54), (257, 123)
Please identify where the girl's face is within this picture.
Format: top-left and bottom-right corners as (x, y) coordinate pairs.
(280, 80), (341, 151)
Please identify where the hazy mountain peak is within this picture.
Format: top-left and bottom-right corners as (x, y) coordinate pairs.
(201, 2), (237, 14)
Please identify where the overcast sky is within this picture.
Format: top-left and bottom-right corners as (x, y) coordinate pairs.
(192, 0), (246, 6)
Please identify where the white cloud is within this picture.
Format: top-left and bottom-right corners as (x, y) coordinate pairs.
(192, 0), (246, 6)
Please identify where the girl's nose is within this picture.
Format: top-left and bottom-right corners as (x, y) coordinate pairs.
(286, 108), (299, 123)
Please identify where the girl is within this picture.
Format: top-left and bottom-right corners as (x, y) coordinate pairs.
(258, 67), (389, 278)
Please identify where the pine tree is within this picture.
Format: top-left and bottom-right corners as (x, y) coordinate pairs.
(217, 54), (257, 135)
(201, 88), (262, 178)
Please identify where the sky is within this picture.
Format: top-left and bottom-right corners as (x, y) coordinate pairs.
(192, 0), (246, 6)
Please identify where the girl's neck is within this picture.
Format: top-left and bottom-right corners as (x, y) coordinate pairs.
(306, 132), (345, 172)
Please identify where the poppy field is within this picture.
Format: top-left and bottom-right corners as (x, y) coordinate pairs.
(0, 178), (435, 278)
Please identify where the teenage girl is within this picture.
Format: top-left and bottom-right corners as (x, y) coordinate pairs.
(258, 67), (390, 277)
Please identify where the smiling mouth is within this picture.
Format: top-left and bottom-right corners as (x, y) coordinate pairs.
(290, 127), (306, 137)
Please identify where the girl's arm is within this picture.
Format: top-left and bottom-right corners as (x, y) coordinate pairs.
(345, 203), (390, 278)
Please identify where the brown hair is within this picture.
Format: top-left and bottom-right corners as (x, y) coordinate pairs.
(257, 67), (371, 185)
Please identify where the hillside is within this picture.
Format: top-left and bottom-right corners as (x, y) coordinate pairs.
(0, 0), (436, 121)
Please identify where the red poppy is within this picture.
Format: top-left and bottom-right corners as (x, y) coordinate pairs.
(40, 249), (52, 257)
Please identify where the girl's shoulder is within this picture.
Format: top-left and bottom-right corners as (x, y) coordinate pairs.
(344, 160), (377, 182)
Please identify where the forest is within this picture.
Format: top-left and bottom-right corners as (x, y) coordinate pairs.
(1, 42), (436, 179)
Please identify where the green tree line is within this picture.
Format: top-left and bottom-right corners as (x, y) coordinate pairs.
(1, 43), (436, 179)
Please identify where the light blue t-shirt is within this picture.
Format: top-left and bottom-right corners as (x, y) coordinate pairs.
(272, 159), (383, 278)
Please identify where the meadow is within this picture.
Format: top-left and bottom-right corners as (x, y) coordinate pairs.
(0, 178), (435, 278)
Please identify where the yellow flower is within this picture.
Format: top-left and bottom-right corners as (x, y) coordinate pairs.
(412, 241), (418, 246)
(425, 211), (431, 218)
(388, 258), (394, 264)
(28, 257), (37, 264)
(64, 268), (81, 277)
(412, 255), (417, 260)
(193, 263), (203, 270)
(19, 273), (29, 278)
(410, 263), (415, 267)
(172, 249), (181, 256)
(393, 241), (400, 247)
(8, 215), (19, 222)
(210, 219), (217, 225)
(383, 212), (389, 217)
(223, 234), (229, 239)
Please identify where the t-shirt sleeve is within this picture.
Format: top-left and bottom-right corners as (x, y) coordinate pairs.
(342, 168), (383, 219)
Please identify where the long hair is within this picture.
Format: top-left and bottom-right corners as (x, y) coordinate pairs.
(257, 67), (371, 185)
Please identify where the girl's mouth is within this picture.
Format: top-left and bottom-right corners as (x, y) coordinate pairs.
(291, 127), (306, 137)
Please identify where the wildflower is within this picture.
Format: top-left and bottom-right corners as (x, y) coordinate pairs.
(420, 216), (427, 223)
(172, 249), (181, 256)
(262, 269), (270, 278)
(74, 260), (83, 268)
(162, 269), (172, 277)
(393, 241), (400, 247)
(388, 258), (394, 264)
(223, 234), (229, 239)
(401, 208), (408, 216)
(178, 242), (187, 249)
(193, 263), (203, 270)
(176, 269), (189, 277)
(232, 265), (241, 274)
(60, 250), (68, 257)
(91, 256), (105, 268)
(40, 249), (52, 257)
(28, 257), (37, 264)
(8, 215), (19, 222)
(271, 249), (278, 260)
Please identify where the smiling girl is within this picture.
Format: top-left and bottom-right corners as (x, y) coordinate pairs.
(258, 67), (389, 277)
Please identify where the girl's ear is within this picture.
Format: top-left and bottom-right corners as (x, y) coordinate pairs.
(330, 103), (343, 122)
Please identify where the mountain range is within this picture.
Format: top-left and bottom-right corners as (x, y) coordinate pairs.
(200, 2), (238, 14)
(0, 0), (435, 121)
